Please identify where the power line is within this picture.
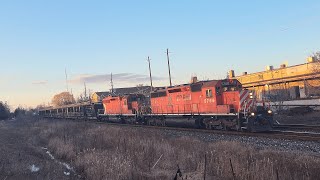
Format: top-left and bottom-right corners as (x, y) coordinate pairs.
(84, 82), (87, 99)
(110, 72), (114, 94)
(65, 68), (69, 92)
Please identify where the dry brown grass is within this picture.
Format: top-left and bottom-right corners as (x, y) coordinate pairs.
(31, 118), (320, 180)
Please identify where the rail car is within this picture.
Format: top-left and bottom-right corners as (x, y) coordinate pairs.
(39, 79), (273, 132)
(39, 102), (103, 120)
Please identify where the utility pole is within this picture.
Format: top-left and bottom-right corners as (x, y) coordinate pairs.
(147, 56), (153, 91)
(88, 89), (92, 103)
(166, 48), (172, 86)
(65, 68), (69, 92)
(110, 72), (114, 94)
(84, 82), (87, 99)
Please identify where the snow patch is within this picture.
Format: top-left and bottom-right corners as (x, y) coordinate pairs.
(42, 148), (80, 178)
(61, 162), (72, 170)
(30, 164), (40, 172)
(46, 151), (55, 160)
(44, 149), (72, 170)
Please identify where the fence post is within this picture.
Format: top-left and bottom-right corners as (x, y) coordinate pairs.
(174, 165), (183, 180)
(229, 159), (236, 180)
(204, 153), (207, 180)
(276, 168), (279, 180)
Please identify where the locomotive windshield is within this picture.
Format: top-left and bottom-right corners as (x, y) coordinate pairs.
(222, 86), (239, 92)
(221, 81), (242, 92)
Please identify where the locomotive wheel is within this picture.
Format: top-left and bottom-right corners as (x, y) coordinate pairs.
(235, 124), (242, 131)
(222, 123), (230, 131)
(161, 120), (166, 127)
(236, 119), (242, 131)
(246, 117), (254, 132)
(120, 118), (126, 124)
(195, 118), (205, 129)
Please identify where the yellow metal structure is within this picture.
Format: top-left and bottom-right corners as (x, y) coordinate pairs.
(232, 59), (320, 100)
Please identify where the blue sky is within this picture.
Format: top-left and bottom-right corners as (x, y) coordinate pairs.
(1, 1), (320, 108)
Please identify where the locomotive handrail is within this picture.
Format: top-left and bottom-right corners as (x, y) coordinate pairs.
(243, 100), (248, 117)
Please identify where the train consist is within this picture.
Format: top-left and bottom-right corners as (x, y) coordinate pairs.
(39, 79), (273, 132)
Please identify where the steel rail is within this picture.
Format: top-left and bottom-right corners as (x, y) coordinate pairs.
(273, 124), (320, 131)
(45, 118), (320, 142)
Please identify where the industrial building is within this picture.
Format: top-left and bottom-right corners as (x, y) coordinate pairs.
(231, 57), (320, 101)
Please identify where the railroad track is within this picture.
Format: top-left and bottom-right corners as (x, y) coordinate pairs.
(270, 130), (320, 142)
(273, 124), (320, 132)
(44, 118), (320, 142)
(93, 120), (320, 142)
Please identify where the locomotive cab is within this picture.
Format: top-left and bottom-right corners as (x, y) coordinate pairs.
(239, 91), (274, 132)
(246, 106), (273, 132)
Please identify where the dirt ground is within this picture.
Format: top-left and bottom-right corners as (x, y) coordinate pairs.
(0, 119), (78, 180)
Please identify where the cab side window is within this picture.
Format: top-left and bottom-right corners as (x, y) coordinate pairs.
(206, 89), (213, 98)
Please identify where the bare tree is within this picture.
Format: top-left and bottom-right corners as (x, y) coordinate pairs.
(36, 104), (47, 109)
(14, 106), (26, 117)
(311, 52), (320, 73)
(308, 52), (320, 96)
(311, 51), (320, 61)
(51, 92), (75, 107)
(76, 93), (91, 103)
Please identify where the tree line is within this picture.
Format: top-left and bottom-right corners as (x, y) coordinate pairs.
(0, 101), (40, 120)
(0, 101), (10, 120)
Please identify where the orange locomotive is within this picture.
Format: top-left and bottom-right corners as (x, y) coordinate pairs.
(100, 79), (273, 132)
(103, 94), (146, 115)
(151, 79), (241, 115)
(102, 94), (148, 123)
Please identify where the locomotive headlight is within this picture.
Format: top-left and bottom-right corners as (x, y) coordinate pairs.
(249, 92), (253, 99)
(268, 110), (272, 114)
(251, 112), (255, 116)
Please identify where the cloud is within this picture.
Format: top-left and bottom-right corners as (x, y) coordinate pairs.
(68, 73), (165, 84)
(32, 80), (48, 85)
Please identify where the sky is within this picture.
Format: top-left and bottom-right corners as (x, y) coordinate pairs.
(1, 0), (320, 109)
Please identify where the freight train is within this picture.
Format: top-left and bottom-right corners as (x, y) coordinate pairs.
(39, 79), (273, 132)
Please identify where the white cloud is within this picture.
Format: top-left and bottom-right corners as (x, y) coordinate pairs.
(32, 80), (48, 85)
(68, 73), (165, 84)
